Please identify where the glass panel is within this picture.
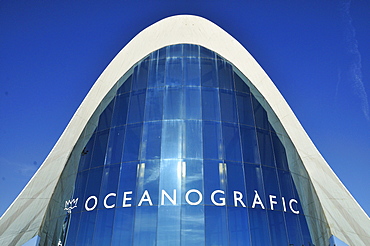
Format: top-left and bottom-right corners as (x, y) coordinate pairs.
(117, 74), (132, 95)
(161, 120), (184, 159)
(148, 56), (165, 88)
(226, 162), (246, 207)
(127, 89), (146, 124)
(136, 160), (160, 206)
(159, 160), (181, 202)
(92, 209), (115, 246)
(140, 121), (162, 160)
(236, 92), (254, 126)
(271, 132), (289, 170)
(205, 206), (228, 245)
(64, 212), (80, 246)
(111, 207), (135, 245)
(78, 134), (95, 171)
(285, 212), (303, 245)
(72, 171), (88, 213)
(116, 162), (138, 207)
(105, 125), (125, 165)
(163, 87), (184, 120)
(111, 93), (130, 127)
(201, 87), (220, 121)
(133, 206), (158, 246)
(228, 207), (251, 246)
(165, 57), (183, 86)
(184, 57), (200, 86)
(75, 210), (97, 245)
(244, 164), (266, 208)
(217, 57), (234, 90)
(157, 206), (181, 245)
(183, 44), (199, 57)
(185, 86), (201, 119)
(122, 123), (143, 162)
(220, 89), (238, 123)
(98, 164), (120, 209)
(203, 160), (227, 205)
(97, 98), (114, 131)
(234, 73), (250, 93)
(132, 58), (149, 91)
(257, 129), (275, 167)
(144, 87), (163, 121)
(240, 125), (260, 164)
(262, 166), (282, 211)
(203, 121), (223, 160)
(222, 122), (242, 162)
(248, 209), (271, 245)
(267, 210), (288, 246)
(252, 96), (269, 130)
(83, 167), (103, 209)
(181, 205), (205, 245)
(201, 57), (217, 87)
(182, 159), (203, 204)
(185, 120), (202, 159)
(90, 129), (109, 168)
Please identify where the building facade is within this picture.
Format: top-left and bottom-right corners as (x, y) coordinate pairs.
(0, 15), (369, 246)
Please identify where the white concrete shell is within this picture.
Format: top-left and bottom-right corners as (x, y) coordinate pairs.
(0, 15), (369, 246)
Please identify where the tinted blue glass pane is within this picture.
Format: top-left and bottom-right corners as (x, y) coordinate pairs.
(117, 74), (132, 95)
(252, 96), (269, 130)
(79, 134), (95, 172)
(200, 46), (214, 59)
(167, 44), (183, 57)
(222, 122), (242, 162)
(262, 166), (282, 211)
(234, 73), (250, 93)
(277, 170), (295, 200)
(201, 87), (220, 121)
(201, 58), (218, 87)
(105, 126), (125, 165)
(136, 160), (159, 205)
(236, 92), (254, 126)
(144, 87), (163, 121)
(248, 209), (271, 245)
(141, 121), (162, 160)
(163, 87), (184, 120)
(226, 162), (246, 207)
(217, 57), (234, 90)
(127, 89), (146, 124)
(165, 58), (183, 86)
(116, 162), (137, 207)
(181, 205), (205, 245)
(75, 211), (97, 245)
(97, 98), (114, 131)
(185, 120), (202, 158)
(228, 207), (251, 246)
(83, 167), (103, 209)
(159, 160), (181, 201)
(98, 164), (120, 209)
(157, 206), (180, 245)
(122, 123), (142, 162)
(132, 58), (149, 91)
(111, 93), (130, 127)
(244, 164), (266, 208)
(299, 215), (313, 245)
(111, 207), (135, 245)
(64, 212), (80, 246)
(148, 57), (165, 88)
(184, 57), (201, 86)
(161, 120), (183, 159)
(92, 209), (115, 246)
(240, 125), (260, 164)
(183, 44), (199, 57)
(285, 212), (303, 245)
(267, 210), (288, 246)
(205, 206), (228, 245)
(182, 159), (203, 204)
(185, 86), (201, 119)
(257, 129), (275, 167)
(72, 171), (88, 213)
(133, 206), (158, 246)
(203, 160), (226, 205)
(271, 133), (289, 170)
(90, 129), (109, 168)
(220, 89), (238, 123)
(203, 121), (223, 160)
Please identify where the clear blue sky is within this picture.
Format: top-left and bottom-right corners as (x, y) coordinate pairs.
(1, 1), (369, 245)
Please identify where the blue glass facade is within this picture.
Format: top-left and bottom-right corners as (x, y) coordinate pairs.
(60, 44), (316, 245)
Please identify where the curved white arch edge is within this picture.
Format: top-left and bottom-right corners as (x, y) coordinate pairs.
(0, 14), (368, 246)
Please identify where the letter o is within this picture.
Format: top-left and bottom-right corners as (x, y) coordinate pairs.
(185, 189), (203, 205)
(85, 196), (98, 211)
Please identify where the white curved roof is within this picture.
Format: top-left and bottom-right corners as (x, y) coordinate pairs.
(0, 14), (369, 246)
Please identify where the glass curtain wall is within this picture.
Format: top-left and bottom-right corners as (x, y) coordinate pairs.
(61, 44), (317, 246)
